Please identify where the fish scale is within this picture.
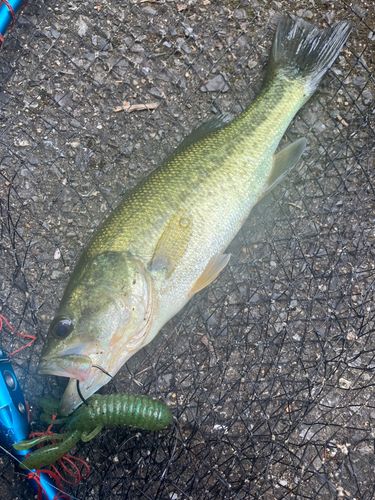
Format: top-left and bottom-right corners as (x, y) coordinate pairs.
(85, 77), (304, 273)
(37, 17), (352, 416)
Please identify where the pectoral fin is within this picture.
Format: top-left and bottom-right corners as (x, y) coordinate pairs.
(259, 138), (307, 201)
(150, 210), (192, 277)
(188, 253), (231, 298)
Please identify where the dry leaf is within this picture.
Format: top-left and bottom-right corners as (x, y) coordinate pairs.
(200, 335), (215, 355)
(177, 4), (187, 11)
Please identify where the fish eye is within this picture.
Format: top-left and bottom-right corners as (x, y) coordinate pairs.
(51, 317), (73, 339)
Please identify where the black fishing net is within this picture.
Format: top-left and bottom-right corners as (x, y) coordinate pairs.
(0, 0), (374, 498)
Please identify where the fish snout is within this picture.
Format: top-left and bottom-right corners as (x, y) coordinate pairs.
(37, 354), (93, 382)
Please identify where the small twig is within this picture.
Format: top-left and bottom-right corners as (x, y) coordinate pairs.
(134, 366), (151, 376)
(114, 101), (160, 113)
(133, 378), (144, 387)
(288, 202), (302, 210)
(336, 114), (348, 127)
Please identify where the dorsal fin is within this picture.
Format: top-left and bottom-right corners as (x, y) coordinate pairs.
(174, 113), (232, 152)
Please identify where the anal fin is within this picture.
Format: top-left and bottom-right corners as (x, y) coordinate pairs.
(259, 137), (307, 201)
(188, 253), (231, 298)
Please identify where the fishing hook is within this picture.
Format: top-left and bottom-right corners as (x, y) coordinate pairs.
(76, 365), (113, 407)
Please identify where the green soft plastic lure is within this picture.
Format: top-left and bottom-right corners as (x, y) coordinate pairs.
(14, 394), (172, 470)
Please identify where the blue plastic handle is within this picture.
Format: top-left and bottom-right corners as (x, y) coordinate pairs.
(0, 348), (29, 450)
(0, 0), (25, 36)
(0, 348), (63, 500)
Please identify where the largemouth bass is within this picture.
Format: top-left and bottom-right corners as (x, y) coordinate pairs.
(38, 17), (352, 415)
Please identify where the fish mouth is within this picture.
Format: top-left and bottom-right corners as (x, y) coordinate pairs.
(38, 354), (93, 382)
(38, 354), (112, 415)
(58, 369), (112, 416)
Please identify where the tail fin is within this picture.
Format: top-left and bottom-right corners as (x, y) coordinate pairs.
(268, 17), (352, 92)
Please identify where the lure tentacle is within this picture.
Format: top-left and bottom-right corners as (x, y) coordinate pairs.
(81, 425), (103, 442)
(13, 433), (71, 451)
(40, 413), (69, 425)
(20, 430), (81, 470)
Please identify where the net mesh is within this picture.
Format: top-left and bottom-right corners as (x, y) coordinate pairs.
(0, 0), (374, 498)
